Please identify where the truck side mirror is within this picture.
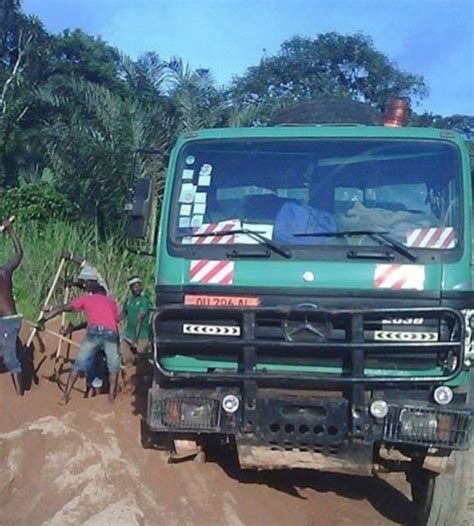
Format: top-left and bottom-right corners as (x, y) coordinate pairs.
(127, 177), (153, 239)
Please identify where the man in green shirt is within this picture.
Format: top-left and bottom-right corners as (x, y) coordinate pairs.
(121, 276), (152, 391)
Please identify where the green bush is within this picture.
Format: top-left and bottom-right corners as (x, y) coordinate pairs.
(0, 182), (78, 223)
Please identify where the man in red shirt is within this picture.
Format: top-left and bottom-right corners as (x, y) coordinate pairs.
(41, 266), (121, 405)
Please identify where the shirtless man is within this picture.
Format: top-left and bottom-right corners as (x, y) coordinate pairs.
(0, 218), (24, 395)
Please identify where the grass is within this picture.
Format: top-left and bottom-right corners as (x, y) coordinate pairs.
(0, 221), (155, 320)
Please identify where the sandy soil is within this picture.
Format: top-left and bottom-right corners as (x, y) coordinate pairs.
(1, 322), (420, 526)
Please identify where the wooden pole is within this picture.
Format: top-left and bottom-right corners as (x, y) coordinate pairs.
(25, 320), (80, 348)
(26, 257), (66, 347)
(55, 282), (71, 359)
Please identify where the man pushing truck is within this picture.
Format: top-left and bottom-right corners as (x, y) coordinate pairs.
(41, 266), (121, 405)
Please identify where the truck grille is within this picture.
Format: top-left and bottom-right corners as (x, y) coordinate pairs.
(154, 306), (465, 385)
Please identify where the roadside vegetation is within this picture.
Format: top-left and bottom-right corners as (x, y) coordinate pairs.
(1, 0), (472, 316)
(0, 221), (154, 319)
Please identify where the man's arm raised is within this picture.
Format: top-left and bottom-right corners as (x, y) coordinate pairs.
(1, 219), (23, 272)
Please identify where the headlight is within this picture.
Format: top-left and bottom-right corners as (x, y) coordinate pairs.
(433, 386), (453, 405)
(222, 394), (240, 414)
(161, 398), (218, 429)
(370, 400), (389, 419)
(399, 409), (438, 441)
(461, 309), (474, 366)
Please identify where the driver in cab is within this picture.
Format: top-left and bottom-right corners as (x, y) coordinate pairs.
(273, 175), (337, 244)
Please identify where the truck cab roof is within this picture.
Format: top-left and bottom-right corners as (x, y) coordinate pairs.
(177, 125), (464, 144)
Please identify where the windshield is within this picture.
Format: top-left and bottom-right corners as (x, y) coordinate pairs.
(171, 138), (461, 254)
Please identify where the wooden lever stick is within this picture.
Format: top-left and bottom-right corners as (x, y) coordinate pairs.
(26, 257), (67, 347)
(25, 320), (80, 348)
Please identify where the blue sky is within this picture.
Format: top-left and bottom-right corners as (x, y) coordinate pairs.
(23, 0), (473, 116)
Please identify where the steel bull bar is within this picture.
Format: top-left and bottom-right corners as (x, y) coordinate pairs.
(149, 306), (471, 455)
(152, 305), (466, 386)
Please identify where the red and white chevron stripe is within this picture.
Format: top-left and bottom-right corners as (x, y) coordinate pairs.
(374, 264), (425, 290)
(189, 219), (240, 245)
(406, 227), (456, 249)
(190, 260), (235, 285)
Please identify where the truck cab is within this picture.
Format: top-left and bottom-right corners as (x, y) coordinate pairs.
(131, 122), (473, 525)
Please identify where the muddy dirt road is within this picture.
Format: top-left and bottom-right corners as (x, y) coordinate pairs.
(0, 322), (423, 526)
(0, 332), (418, 526)
(0, 379), (415, 526)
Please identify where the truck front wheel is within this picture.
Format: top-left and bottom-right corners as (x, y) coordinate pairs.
(410, 448), (473, 526)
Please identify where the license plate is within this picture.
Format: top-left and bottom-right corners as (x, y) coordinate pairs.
(184, 294), (260, 307)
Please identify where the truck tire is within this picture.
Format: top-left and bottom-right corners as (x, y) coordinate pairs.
(411, 447), (474, 526)
(269, 97), (383, 126)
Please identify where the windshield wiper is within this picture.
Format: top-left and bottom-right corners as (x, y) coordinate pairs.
(179, 228), (292, 259)
(294, 230), (418, 262)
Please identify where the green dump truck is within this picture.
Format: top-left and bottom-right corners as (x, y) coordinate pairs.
(129, 106), (473, 525)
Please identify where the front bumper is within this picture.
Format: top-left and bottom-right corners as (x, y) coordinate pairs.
(147, 387), (472, 452)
